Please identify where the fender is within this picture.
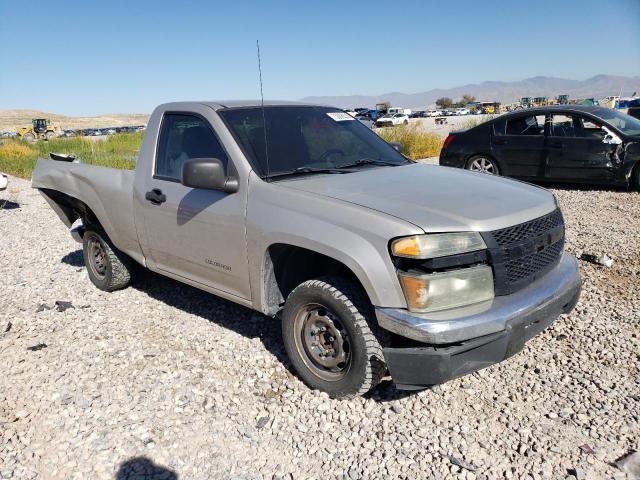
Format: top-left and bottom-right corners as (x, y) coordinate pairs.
(245, 172), (423, 313)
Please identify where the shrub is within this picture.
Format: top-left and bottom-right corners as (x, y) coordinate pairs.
(0, 132), (143, 179)
(377, 121), (444, 160)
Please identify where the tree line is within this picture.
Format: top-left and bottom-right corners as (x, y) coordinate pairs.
(435, 95), (476, 109)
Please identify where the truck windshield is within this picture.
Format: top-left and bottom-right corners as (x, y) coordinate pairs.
(219, 106), (408, 178)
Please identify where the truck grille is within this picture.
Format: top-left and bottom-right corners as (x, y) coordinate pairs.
(505, 239), (564, 283)
(492, 209), (564, 246)
(483, 209), (565, 295)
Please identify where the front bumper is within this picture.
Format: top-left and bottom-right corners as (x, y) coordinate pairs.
(375, 253), (581, 390)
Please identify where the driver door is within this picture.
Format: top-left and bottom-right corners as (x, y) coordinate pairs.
(139, 111), (251, 300)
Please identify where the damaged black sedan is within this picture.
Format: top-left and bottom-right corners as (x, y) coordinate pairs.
(440, 106), (640, 189)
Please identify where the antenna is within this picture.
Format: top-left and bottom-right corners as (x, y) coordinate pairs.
(256, 40), (270, 178)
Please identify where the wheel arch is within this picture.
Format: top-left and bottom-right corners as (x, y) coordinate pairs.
(37, 188), (143, 265)
(39, 188), (102, 231)
(261, 243), (376, 316)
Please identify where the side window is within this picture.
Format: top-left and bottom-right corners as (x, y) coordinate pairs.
(505, 115), (545, 136)
(155, 113), (228, 180)
(576, 116), (605, 138)
(493, 119), (506, 136)
(551, 115), (604, 138)
(550, 115), (577, 137)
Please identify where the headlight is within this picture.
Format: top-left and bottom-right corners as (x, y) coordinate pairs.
(391, 233), (486, 259)
(398, 265), (494, 313)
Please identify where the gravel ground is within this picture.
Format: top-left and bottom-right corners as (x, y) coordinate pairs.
(1, 174), (638, 480)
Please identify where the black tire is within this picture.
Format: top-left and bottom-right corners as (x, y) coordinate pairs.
(403, 120), (409, 125)
(44, 131), (55, 141)
(82, 227), (132, 291)
(466, 154), (499, 175)
(282, 276), (386, 398)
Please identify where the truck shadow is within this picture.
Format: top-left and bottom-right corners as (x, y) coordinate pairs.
(62, 249), (419, 401)
(116, 456), (177, 479)
(129, 266), (294, 370)
(61, 249), (84, 267)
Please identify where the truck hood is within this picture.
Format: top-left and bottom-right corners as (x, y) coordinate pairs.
(279, 163), (556, 232)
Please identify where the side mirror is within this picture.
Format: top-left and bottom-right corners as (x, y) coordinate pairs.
(389, 141), (403, 153)
(181, 158), (239, 193)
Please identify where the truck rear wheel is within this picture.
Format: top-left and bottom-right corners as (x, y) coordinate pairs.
(22, 132), (36, 143)
(82, 228), (132, 291)
(282, 276), (386, 398)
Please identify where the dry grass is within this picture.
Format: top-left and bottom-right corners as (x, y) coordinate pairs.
(377, 121), (444, 159)
(0, 133), (143, 179)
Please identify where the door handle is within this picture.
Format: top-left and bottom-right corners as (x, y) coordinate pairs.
(145, 188), (166, 205)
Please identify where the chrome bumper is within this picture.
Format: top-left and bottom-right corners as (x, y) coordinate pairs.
(376, 253), (581, 344)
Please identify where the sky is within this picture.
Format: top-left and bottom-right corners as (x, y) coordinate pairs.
(1, 0), (639, 115)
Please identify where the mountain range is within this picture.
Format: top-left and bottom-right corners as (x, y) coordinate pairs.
(300, 75), (640, 109)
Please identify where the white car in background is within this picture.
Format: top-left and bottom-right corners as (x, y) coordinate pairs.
(375, 113), (410, 127)
(425, 110), (443, 117)
(0, 173), (8, 191)
(455, 108), (471, 115)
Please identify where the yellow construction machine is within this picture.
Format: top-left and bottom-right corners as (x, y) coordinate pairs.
(17, 119), (62, 142)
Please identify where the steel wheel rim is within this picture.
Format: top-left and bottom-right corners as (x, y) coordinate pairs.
(469, 157), (496, 174)
(87, 235), (107, 279)
(293, 303), (352, 381)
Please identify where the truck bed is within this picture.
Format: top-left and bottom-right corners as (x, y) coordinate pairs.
(31, 159), (143, 263)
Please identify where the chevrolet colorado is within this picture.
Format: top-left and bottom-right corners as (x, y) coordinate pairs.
(31, 101), (581, 397)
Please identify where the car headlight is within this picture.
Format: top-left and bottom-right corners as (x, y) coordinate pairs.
(398, 265), (494, 313)
(391, 232), (486, 259)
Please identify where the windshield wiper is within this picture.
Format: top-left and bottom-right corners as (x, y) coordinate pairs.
(264, 166), (352, 180)
(335, 158), (406, 169)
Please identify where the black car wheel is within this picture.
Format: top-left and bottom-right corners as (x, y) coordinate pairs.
(466, 155), (499, 175)
(82, 228), (132, 291)
(282, 276), (386, 398)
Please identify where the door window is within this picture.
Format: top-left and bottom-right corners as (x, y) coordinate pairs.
(550, 114), (605, 138)
(504, 115), (545, 136)
(155, 114), (228, 180)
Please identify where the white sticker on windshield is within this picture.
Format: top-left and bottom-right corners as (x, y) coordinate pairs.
(326, 112), (354, 121)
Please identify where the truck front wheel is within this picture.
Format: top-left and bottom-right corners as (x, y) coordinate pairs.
(282, 277), (386, 397)
(82, 228), (132, 291)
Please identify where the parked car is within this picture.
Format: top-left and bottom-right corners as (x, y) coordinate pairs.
(376, 113), (410, 127)
(627, 106), (640, 121)
(0, 172), (7, 191)
(388, 107), (412, 116)
(455, 108), (471, 116)
(32, 100), (581, 397)
(410, 111), (426, 118)
(425, 110), (443, 117)
(439, 105), (640, 189)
